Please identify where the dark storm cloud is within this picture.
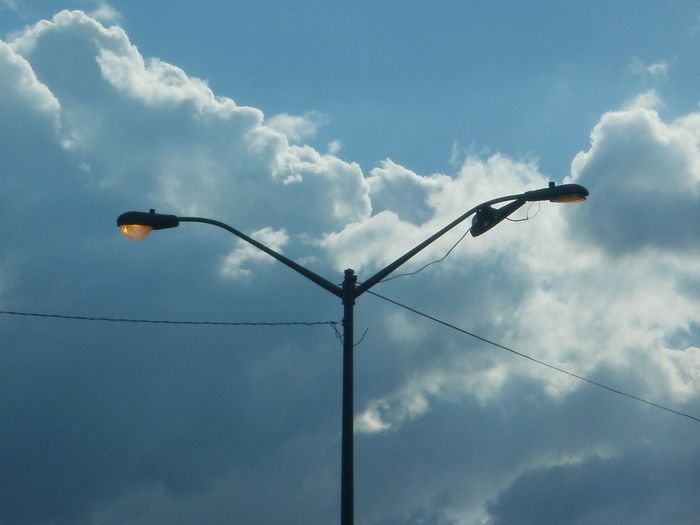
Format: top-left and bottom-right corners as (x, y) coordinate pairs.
(570, 98), (700, 255)
(486, 450), (700, 525)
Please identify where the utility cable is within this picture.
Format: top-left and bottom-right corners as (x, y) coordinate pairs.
(0, 309), (338, 328)
(366, 290), (700, 424)
(5, 299), (699, 423)
(380, 227), (472, 283)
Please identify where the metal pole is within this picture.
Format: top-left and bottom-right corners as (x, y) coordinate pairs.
(341, 268), (356, 525)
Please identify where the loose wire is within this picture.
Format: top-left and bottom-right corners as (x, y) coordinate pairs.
(506, 201), (540, 222)
(380, 227), (472, 283)
(380, 202), (539, 285)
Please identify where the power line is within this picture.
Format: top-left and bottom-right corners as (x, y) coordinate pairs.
(0, 309), (338, 328)
(366, 290), (700, 424)
(4, 301), (699, 424)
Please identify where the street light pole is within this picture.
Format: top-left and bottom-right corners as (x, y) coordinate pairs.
(341, 268), (356, 525)
(117, 182), (588, 525)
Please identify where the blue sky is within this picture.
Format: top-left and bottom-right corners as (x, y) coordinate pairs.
(1, 1), (700, 524)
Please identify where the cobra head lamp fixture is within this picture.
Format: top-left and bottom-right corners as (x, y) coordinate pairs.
(471, 182), (588, 237)
(117, 209), (179, 240)
(522, 181), (589, 203)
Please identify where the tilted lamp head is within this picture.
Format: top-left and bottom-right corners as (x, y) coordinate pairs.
(523, 182), (589, 203)
(471, 199), (526, 237)
(117, 209), (179, 240)
(470, 182), (589, 237)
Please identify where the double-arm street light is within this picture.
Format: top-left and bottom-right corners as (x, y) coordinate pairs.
(117, 181), (588, 525)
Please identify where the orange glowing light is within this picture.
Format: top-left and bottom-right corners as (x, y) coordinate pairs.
(550, 194), (587, 203)
(120, 224), (153, 240)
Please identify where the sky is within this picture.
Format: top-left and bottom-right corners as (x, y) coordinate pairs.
(1, 1), (699, 524)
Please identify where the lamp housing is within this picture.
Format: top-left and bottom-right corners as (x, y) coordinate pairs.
(471, 199), (526, 237)
(117, 209), (179, 240)
(523, 182), (588, 203)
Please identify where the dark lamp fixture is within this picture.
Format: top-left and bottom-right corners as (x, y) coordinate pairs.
(471, 199), (526, 237)
(117, 209), (179, 240)
(470, 182), (588, 237)
(549, 193), (588, 203)
(523, 182), (588, 203)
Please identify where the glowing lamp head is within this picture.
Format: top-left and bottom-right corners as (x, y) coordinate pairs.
(549, 193), (588, 203)
(117, 210), (179, 239)
(523, 182), (589, 203)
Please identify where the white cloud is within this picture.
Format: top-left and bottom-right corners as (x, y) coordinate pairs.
(266, 111), (328, 144)
(4, 10), (371, 240)
(367, 159), (450, 223)
(622, 89), (663, 111)
(220, 227), (289, 279)
(318, 153), (548, 273)
(89, 2), (122, 25)
(327, 139), (342, 155)
(570, 101), (700, 253)
(629, 57), (670, 80)
(0, 39), (60, 124)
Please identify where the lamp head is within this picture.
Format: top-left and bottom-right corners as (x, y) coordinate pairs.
(117, 209), (179, 240)
(523, 182), (589, 203)
(470, 182), (589, 237)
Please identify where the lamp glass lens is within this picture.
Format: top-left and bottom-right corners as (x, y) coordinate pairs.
(120, 224), (153, 240)
(550, 194), (587, 203)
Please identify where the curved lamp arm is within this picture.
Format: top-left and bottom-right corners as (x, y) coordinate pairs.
(180, 216), (343, 298)
(355, 182), (587, 295)
(117, 210), (343, 297)
(354, 197), (507, 296)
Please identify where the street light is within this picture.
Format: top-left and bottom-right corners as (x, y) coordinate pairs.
(116, 181), (587, 525)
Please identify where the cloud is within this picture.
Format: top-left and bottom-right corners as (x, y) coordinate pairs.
(319, 154), (547, 273)
(0, 39), (59, 128)
(486, 450), (700, 525)
(220, 227), (289, 279)
(629, 57), (670, 80)
(1, 9), (699, 525)
(6, 9), (374, 254)
(570, 97), (700, 254)
(266, 111), (329, 144)
(89, 2), (122, 25)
